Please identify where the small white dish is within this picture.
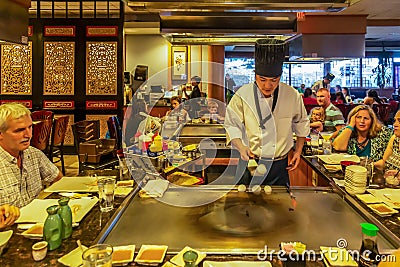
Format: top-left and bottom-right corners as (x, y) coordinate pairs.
(135, 245), (168, 265)
(21, 223), (43, 239)
(203, 261), (272, 267)
(112, 245), (135, 264)
(58, 245), (88, 267)
(0, 230), (13, 255)
(170, 246), (206, 266)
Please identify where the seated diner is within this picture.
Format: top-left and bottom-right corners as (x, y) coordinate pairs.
(332, 104), (392, 161)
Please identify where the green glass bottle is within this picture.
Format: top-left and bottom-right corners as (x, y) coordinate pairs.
(43, 205), (63, 251)
(58, 197), (72, 239)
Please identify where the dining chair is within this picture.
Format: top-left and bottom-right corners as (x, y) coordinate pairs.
(47, 116), (69, 175)
(72, 120), (119, 173)
(31, 110), (54, 121)
(107, 116), (123, 156)
(31, 118), (53, 153)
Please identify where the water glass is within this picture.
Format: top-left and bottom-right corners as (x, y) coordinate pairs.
(97, 177), (116, 212)
(322, 140), (332, 155)
(82, 244), (113, 267)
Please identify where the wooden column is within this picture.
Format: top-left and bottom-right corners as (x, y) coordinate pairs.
(208, 45), (225, 102)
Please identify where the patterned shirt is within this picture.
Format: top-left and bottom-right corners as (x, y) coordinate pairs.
(386, 136), (400, 171)
(0, 146), (59, 207)
(324, 103), (345, 132)
(338, 126), (393, 161)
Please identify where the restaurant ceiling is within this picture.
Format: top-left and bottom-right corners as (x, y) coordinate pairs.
(124, 0), (400, 49)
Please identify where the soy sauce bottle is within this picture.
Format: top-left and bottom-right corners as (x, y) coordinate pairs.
(359, 223), (380, 267)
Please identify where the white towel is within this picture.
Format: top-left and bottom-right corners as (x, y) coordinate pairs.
(142, 179), (169, 198)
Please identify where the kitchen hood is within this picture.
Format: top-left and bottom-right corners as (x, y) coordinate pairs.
(0, 0), (29, 45)
(124, 0), (355, 46)
(125, 0), (349, 13)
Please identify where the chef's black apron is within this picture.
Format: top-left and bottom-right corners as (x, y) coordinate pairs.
(235, 82), (290, 186)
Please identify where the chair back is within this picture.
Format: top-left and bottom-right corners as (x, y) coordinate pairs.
(107, 116), (122, 150)
(373, 104), (391, 124)
(48, 116), (69, 175)
(31, 119), (52, 151)
(335, 104), (352, 122)
(51, 116), (69, 147)
(31, 110), (54, 121)
(304, 104), (319, 114)
(71, 120), (100, 152)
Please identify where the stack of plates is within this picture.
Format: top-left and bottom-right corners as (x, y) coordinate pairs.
(344, 165), (367, 195)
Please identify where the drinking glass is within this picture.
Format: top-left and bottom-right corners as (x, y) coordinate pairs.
(82, 244), (113, 267)
(97, 178), (116, 212)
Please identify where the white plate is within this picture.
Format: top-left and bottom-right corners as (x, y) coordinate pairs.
(356, 194), (382, 204)
(0, 230), (13, 247)
(58, 245), (88, 267)
(15, 197), (98, 223)
(112, 245), (135, 264)
(317, 154), (360, 165)
(44, 176), (115, 193)
(203, 261), (272, 267)
(20, 223), (43, 239)
(170, 246), (206, 266)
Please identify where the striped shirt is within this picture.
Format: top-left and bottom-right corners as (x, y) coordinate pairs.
(324, 103), (345, 132)
(0, 146), (59, 207)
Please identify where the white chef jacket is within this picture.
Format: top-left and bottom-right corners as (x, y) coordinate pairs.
(311, 80), (331, 91)
(225, 82), (310, 158)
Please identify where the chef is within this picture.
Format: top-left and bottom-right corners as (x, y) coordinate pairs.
(312, 73), (335, 94)
(224, 39), (310, 186)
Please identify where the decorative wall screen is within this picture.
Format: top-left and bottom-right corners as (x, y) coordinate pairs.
(1, 42), (32, 95)
(44, 42), (75, 95)
(86, 42), (117, 95)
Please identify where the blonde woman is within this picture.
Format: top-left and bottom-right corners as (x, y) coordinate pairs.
(375, 110), (400, 170)
(332, 105), (392, 161)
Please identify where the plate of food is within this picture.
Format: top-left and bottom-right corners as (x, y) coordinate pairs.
(170, 246), (206, 266)
(112, 245), (135, 265)
(134, 245), (168, 266)
(20, 223), (43, 239)
(323, 164), (342, 173)
(116, 180), (134, 187)
(367, 203), (399, 216)
(355, 194), (382, 204)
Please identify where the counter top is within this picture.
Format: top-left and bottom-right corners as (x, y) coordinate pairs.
(303, 155), (400, 247)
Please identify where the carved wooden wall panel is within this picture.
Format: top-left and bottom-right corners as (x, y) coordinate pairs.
(1, 42), (32, 95)
(43, 42), (75, 95)
(86, 42), (117, 95)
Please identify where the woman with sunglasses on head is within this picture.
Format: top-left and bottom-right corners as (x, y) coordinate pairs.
(332, 105), (393, 161)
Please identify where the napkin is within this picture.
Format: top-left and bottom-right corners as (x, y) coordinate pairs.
(141, 179), (169, 198)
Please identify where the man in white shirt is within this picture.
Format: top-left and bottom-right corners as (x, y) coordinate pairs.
(225, 39), (310, 186)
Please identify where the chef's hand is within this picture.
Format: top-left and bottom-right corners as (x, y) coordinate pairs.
(231, 139), (254, 161)
(0, 204), (20, 229)
(287, 151), (301, 171)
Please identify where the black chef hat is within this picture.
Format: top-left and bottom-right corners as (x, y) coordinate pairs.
(323, 73), (335, 82)
(255, 38), (287, 77)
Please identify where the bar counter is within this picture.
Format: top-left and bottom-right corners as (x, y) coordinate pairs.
(2, 156), (400, 266)
(303, 155), (400, 247)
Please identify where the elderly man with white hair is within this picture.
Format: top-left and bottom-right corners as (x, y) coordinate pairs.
(0, 103), (62, 208)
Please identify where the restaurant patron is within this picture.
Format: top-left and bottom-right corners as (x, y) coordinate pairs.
(0, 103), (62, 208)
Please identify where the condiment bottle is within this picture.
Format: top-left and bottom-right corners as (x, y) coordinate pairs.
(359, 222), (380, 267)
(43, 205), (63, 250)
(58, 197), (72, 239)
